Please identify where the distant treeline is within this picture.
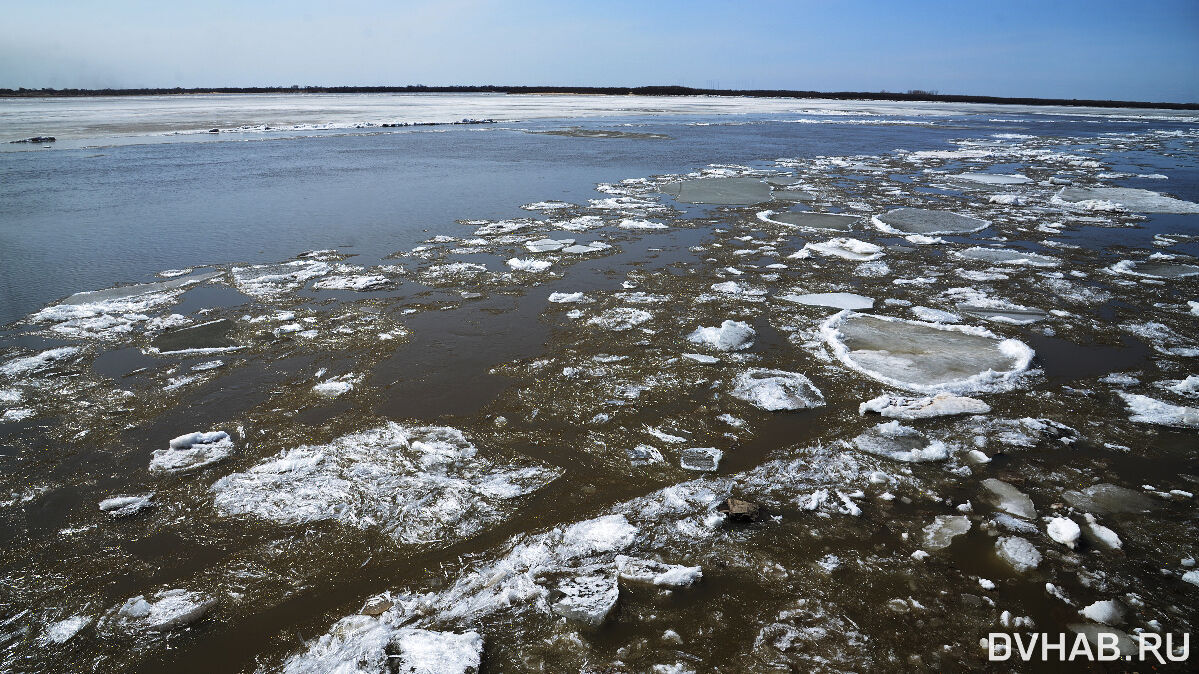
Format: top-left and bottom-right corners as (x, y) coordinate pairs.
(0, 85), (1195, 110)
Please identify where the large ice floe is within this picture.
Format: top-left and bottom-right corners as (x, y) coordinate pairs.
(822, 312), (1035, 394)
(1053, 186), (1199, 214)
(211, 423), (560, 545)
(757, 211), (858, 231)
(871, 208), (990, 235)
(1117, 393), (1199, 429)
(26, 272), (220, 339)
(847, 421), (951, 462)
(1108, 259), (1199, 279)
(779, 292), (874, 310)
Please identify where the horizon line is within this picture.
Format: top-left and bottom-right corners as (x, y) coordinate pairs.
(1, 85), (1196, 111)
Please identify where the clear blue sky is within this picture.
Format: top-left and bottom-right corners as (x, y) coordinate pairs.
(1, 0), (1196, 101)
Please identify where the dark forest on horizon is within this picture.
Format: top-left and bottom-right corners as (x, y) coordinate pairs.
(1, 85), (1196, 110)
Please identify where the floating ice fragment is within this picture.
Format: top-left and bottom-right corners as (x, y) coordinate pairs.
(955, 246), (1059, 267)
(995, 536), (1041, 572)
(550, 569), (619, 626)
(313, 379), (354, 397)
(99, 494), (155, 517)
(149, 431), (233, 474)
(115, 589), (216, 631)
(859, 393), (990, 419)
(686, 320), (755, 352)
(730, 368), (824, 411)
(627, 445), (664, 466)
(922, 515), (971, 550)
(822, 312), (1035, 394)
(779, 292), (874, 310)
(1118, 392), (1199, 428)
(0, 346), (82, 377)
(547, 291), (588, 303)
(1046, 517), (1081, 549)
(872, 208), (990, 235)
(1107, 259), (1199, 279)
(506, 257), (551, 272)
(616, 556), (702, 587)
(680, 447), (722, 471)
(981, 479), (1037, 519)
(561, 242), (611, 254)
(660, 177), (772, 205)
(40, 615), (91, 645)
(1054, 187), (1199, 214)
(953, 173), (1032, 185)
(757, 211), (858, 231)
(525, 238), (575, 253)
(1062, 483), (1155, 515)
(618, 218), (668, 230)
(1079, 599), (1125, 625)
(1080, 513), (1122, 550)
(911, 306), (961, 323)
(587, 308), (652, 331)
(682, 353), (720, 364)
(849, 422), (950, 462)
(802, 238), (885, 261)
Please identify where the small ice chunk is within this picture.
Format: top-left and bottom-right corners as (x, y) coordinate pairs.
(390, 629), (484, 674)
(313, 379), (354, 397)
(686, 320), (755, 352)
(0, 347), (82, 377)
(922, 515), (972, 550)
(547, 291), (588, 303)
(99, 494), (155, 518)
(1118, 392), (1199, 428)
(616, 556), (702, 587)
(550, 570), (619, 626)
(627, 444), (664, 466)
(117, 589), (216, 631)
(682, 353), (720, 364)
(953, 173), (1032, 185)
(981, 478), (1037, 519)
(911, 306), (961, 323)
(1046, 517), (1081, 549)
(506, 257), (551, 272)
(40, 615), (92, 645)
(1080, 599), (1125, 625)
(561, 242), (611, 254)
(679, 447), (722, 471)
(859, 393), (990, 419)
(618, 218), (668, 230)
(1081, 513), (1122, 550)
(587, 308), (652, 331)
(995, 536), (1041, 572)
(149, 431), (233, 474)
(730, 368), (825, 411)
(802, 238), (885, 261)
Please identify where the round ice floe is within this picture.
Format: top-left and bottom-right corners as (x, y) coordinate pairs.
(822, 312), (1035, 394)
(1046, 517), (1081, 549)
(757, 211), (858, 231)
(730, 368), (825, 411)
(872, 208), (990, 235)
(686, 320), (755, 352)
(1054, 187), (1199, 214)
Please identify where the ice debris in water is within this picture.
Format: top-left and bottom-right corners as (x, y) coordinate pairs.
(40, 616), (92, 645)
(587, 308), (652, 331)
(232, 261), (331, 298)
(1080, 599), (1125, 626)
(550, 568), (620, 626)
(506, 257), (551, 272)
(848, 422), (950, 462)
(822, 312), (1035, 394)
(1047, 517), (1081, 549)
(778, 292), (874, 310)
(615, 556), (702, 587)
(799, 238), (885, 261)
(149, 431), (233, 474)
(730, 368), (825, 411)
(29, 272), (219, 339)
(0, 346), (81, 377)
(955, 246), (1059, 267)
(679, 447), (722, 472)
(952, 173), (1032, 185)
(1117, 393), (1199, 429)
(312, 378), (354, 398)
(922, 515), (971, 550)
(211, 422), (560, 545)
(686, 320), (755, 352)
(981, 479), (1037, 520)
(1053, 186), (1199, 214)
(859, 393), (990, 419)
(113, 589), (216, 632)
(871, 208), (990, 235)
(282, 621), (482, 674)
(547, 291), (588, 303)
(995, 536), (1041, 573)
(98, 493), (155, 517)
(525, 238), (575, 253)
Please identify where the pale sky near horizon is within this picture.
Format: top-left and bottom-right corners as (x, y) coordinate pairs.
(1, 0), (1196, 102)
